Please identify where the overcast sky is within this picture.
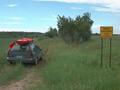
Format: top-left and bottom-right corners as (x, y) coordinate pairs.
(0, 0), (120, 33)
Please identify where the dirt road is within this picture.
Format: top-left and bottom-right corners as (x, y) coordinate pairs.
(0, 74), (32, 90)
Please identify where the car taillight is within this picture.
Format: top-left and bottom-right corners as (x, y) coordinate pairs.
(9, 41), (15, 49)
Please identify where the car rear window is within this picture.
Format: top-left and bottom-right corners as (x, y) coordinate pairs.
(11, 44), (30, 51)
(11, 44), (20, 51)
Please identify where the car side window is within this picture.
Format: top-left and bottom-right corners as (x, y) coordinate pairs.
(29, 44), (41, 54)
(33, 45), (41, 53)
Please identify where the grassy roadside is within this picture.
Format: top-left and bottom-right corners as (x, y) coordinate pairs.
(0, 36), (120, 90)
(0, 38), (28, 86)
(0, 36), (45, 86)
(26, 36), (120, 90)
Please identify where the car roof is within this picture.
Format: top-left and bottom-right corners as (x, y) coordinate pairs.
(16, 38), (33, 45)
(9, 38), (34, 49)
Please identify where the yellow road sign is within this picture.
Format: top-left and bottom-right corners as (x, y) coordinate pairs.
(100, 26), (113, 39)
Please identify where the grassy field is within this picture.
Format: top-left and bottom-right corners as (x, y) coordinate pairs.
(0, 36), (120, 90)
(0, 38), (27, 86)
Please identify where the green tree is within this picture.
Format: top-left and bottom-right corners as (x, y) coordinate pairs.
(57, 12), (94, 43)
(57, 16), (76, 43)
(45, 27), (58, 38)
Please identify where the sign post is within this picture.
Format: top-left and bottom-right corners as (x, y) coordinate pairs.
(101, 38), (103, 67)
(100, 26), (113, 67)
(109, 39), (112, 67)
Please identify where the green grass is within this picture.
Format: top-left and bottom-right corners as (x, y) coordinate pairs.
(0, 36), (120, 90)
(0, 38), (28, 86)
(0, 64), (26, 85)
(26, 36), (120, 90)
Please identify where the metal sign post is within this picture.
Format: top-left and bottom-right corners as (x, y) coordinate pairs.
(101, 38), (103, 67)
(109, 39), (112, 67)
(100, 26), (113, 67)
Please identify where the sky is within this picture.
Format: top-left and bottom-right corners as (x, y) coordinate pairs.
(0, 0), (120, 33)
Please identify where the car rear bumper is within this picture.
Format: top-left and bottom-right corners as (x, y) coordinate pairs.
(7, 57), (35, 64)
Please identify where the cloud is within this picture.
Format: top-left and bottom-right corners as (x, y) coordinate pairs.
(7, 4), (17, 7)
(33, 0), (62, 2)
(39, 17), (57, 21)
(0, 21), (21, 25)
(0, 17), (24, 26)
(70, 7), (82, 10)
(0, 28), (28, 32)
(33, 0), (120, 13)
(92, 25), (101, 33)
(10, 17), (24, 21)
(0, 27), (48, 33)
(51, 14), (57, 18)
(95, 7), (120, 13)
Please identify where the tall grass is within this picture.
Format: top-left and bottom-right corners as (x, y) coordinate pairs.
(27, 36), (120, 90)
(0, 36), (120, 90)
(0, 38), (27, 86)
